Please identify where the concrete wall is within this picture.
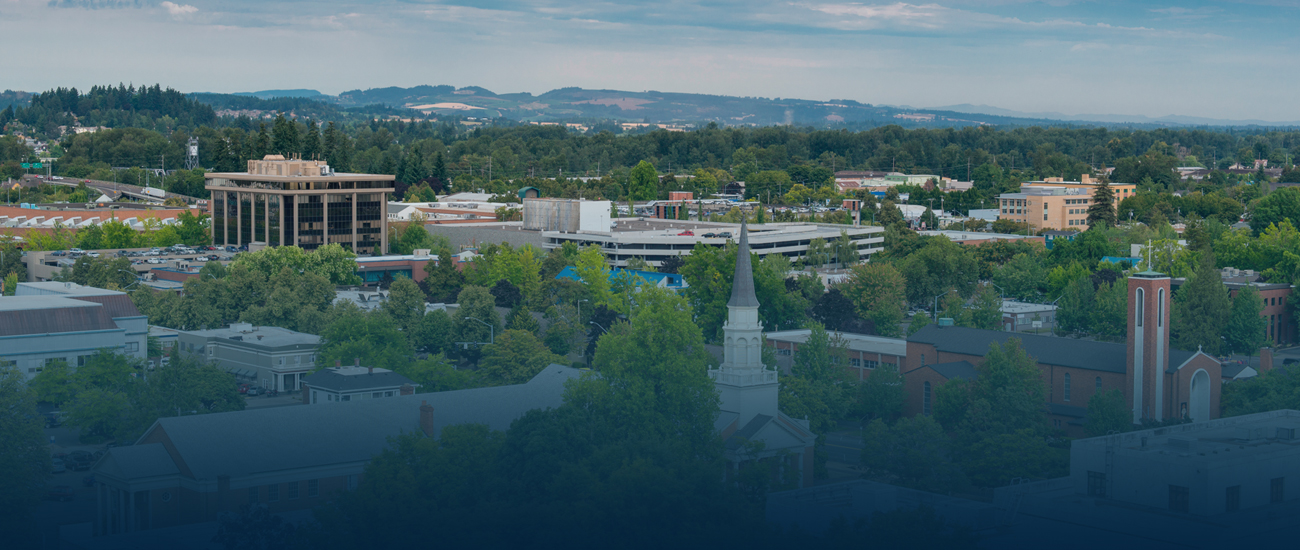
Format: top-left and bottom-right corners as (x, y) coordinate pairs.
(429, 224), (547, 252)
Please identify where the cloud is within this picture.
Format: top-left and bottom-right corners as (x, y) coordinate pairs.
(46, 0), (145, 9)
(160, 1), (196, 17)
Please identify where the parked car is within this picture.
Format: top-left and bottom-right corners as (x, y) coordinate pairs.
(677, 230), (695, 236)
(69, 248), (84, 254)
(246, 387), (259, 397)
(50, 250), (66, 256)
(87, 252), (100, 258)
(718, 232), (733, 238)
(66, 451), (95, 471)
(52, 459), (66, 474)
(47, 486), (75, 502)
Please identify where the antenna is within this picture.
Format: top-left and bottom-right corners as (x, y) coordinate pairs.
(185, 137), (199, 170)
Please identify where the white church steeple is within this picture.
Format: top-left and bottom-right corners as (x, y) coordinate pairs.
(710, 219), (779, 425)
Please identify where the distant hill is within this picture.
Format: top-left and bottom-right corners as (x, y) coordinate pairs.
(230, 89), (325, 100)
(932, 103), (1300, 127)
(0, 90), (33, 111)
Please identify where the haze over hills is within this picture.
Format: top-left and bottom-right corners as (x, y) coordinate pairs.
(931, 103), (1300, 128)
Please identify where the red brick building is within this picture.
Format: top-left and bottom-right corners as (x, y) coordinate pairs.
(903, 272), (1223, 436)
(763, 329), (906, 381)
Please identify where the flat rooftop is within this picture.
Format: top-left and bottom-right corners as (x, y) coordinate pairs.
(15, 281), (126, 297)
(1075, 409), (1300, 465)
(765, 329), (907, 357)
(919, 230), (1040, 241)
(1001, 300), (1058, 314)
(182, 325), (320, 347)
(0, 295), (101, 312)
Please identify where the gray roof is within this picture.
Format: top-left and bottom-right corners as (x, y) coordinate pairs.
(927, 360), (978, 381)
(727, 219), (760, 308)
(180, 325), (320, 348)
(909, 325), (1205, 375)
(109, 364), (580, 482)
(302, 369), (415, 392)
(96, 443), (180, 480)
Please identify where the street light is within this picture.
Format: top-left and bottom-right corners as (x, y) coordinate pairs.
(465, 316), (494, 345)
(590, 320), (610, 334)
(932, 289), (958, 322)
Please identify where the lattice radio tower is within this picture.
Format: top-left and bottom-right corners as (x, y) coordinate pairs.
(185, 137), (199, 170)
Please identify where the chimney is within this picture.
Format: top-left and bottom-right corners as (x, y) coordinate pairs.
(335, 359), (341, 368)
(400, 384), (414, 396)
(1260, 347), (1274, 374)
(419, 401), (435, 437)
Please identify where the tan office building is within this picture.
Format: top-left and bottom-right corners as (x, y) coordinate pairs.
(998, 175), (1135, 232)
(205, 156), (396, 255)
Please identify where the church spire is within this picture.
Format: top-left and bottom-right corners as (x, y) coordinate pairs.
(728, 219), (760, 308)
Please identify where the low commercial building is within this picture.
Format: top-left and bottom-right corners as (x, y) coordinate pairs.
(301, 363), (416, 404)
(0, 282), (148, 380)
(1070, 409), (1300, 516)
(176, 323), (320, 392)
(355, 251), (435, 285)
(1000, 300), (1057, 333)
(763, 329), (906, 380)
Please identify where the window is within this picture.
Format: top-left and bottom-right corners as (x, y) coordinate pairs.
(312, 391), (318, 404)
(307, 479), (319, 498)
(372, 392), (382, 399)
(267, 484), (279, 502)
(347, 475), (358, 490)
(1272, 477), (1285, 503)
(77, 355), (91, 367)
(1158, 289), (1165, 327)
(341, 395), (351, 402)
(865, 360), (879, 369)
(923, 381), (932, 415)
(1135, 288), (1144, 327)
(1087, 472), (1107, 497)
(1169, 485), (1189, 513)
(777, 348), (792, 356)
(1096, 377), (1102, 391)
(248, 486), (259, 504)
(851, 358), (862, 367)
(1226, 486), (1240, 512)
(288, 482), (299, 500)
(124, 342), (139, 352)
(385, 391), (394, 397)
(1064, 373), (1072, 402)
(0, 359), (15, 369)
(28, 367), (42, 373)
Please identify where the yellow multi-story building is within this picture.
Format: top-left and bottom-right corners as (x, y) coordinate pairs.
(997, 174), (1135, 232)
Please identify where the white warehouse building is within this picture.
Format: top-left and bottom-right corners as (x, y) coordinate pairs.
(1, 282), (149, 380)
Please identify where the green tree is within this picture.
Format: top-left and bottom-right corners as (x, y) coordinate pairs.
(1250, 186), (1300, 235)
(381, 277), (427, 337)
(1086, 180), (1117, 227)
(854, 363), (904, 423)
(843, 263), (906, 336)
(896, 237), (978, 304)
(27, 360), (77, 406)
(1224, 286), (1268, 354)
(422, 247), (465, 303)
(451, 286), (501, 363)
(477, 329), (563, 386)
(966, 283), (1003, 331)
(1172, 253), (1231, 354)
(319, 309), (412, 372)
(860, 416), (967, 493)
(0, 367), (50, 547)
(992, 253), (1045, 301)
(628, 160), (658, 201)
(1084, 389), (1132, 436)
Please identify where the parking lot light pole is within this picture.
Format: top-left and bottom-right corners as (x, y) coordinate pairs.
(466, 316), (494, 344)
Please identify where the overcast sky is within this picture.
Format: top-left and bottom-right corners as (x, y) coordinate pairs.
(4, 0), (1299, 121)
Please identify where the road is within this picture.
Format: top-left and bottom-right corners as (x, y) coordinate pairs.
(20, 174), (199, 204)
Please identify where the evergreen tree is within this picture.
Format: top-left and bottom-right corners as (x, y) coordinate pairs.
(1086, 180), (1117, 228)
(271, 115), (300, 156)
(628, 160), (658, 201)
(302, 120), (322, 160)
(1224, 285), (1267, 354)
(1172, 253), (1231, 354)
(252, 123), (271, 160)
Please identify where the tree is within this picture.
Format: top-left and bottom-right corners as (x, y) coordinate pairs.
(319, 309), (412, 372)
(628, 160), (658, 201)
(452, 286), (501, 363)
(1250, 186), (1300, 235)
(421, 248), (465, 304)
(965, 283), (1003, 331)
(1084, 389), (1131, 436)
(381, 277), (427, 337)
(842, 263), (906, 337)
(957, 338), (1048, 438)
(213, 504), (299, 550)
(855, 363), (904, 422)
(477, 329), (563, 386)
(489, 279), (523, 309)
(992, 253), (1045, 301)
(860, 416), (966, 493)
(1225, 285), (1267, 354)
(0, 367), (50, 547)
(1172, 253), (1231, 355)
(27, 359), (77, 406)
(1086, 180), (1117, 227)
(896, 237), (978, 304)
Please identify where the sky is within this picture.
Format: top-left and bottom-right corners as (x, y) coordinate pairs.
(3, 0), (1300, 121)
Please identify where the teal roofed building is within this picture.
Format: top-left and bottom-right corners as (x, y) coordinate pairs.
(555, 266), (689, 290)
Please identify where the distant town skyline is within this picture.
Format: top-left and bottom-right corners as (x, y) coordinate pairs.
(5, 0), (1300, 121)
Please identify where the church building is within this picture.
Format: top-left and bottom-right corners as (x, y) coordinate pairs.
(709, 220), (818, 487)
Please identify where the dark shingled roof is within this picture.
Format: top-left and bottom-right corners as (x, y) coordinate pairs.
(725, 413), (773, 450)
(727, 219), (760, 308)
(927, 360), (978, 381)
(0, 299), (121, 337)
(909, 325), (1208, 375)
(910, 325), (1129, 373)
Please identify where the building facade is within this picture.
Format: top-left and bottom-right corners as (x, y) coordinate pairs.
(301, 363), (416, 404)
(904, 270), (1223, 436)
(997, 175), (1137, 232)
(1, 282), (148, 380)
(205, 156), (395, 255)
(763, 329), (906, 381)
(176, 323), (320, 392)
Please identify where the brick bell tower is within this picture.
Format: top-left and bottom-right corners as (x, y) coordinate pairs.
(1127, 270), (1171, 424)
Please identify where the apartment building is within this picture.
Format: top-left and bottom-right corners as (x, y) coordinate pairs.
(997, 175), (1137, 232)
